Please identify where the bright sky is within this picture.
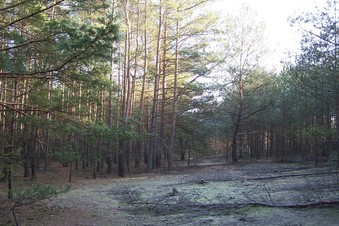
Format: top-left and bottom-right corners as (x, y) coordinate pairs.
(213, 0), (325, 71)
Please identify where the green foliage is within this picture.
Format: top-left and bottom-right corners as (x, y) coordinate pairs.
(0, 0), (120, 77)
(288, 0), (338, 107)
(327, 151), (338, 169)
(13, 183), (71, 204)
(51, 122), (83, 139)
(299, 126), (336, 141)
(54, 142), (81, 163)
(19, 115), (51, 128)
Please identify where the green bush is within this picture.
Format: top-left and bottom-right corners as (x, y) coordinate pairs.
(13, 183), (70, 203)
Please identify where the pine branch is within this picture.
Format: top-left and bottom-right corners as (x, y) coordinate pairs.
(0, 0), (29, 11)
(2, 0), (65, 29)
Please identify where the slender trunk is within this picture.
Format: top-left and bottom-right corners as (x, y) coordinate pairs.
(180, 138), (185, 161)
(231, 69), (244, 163)
(125, 23), (132, 173)
(7, 79), (19, 198)
(187, 144), (191, 167)
(24, 146), (30, 178)
(118, 140), (126, 177)
(135, 0), (148, 167)
(232, 98), (243, 163)
(336, 92), (339, 169)
(118, 0), (132, 177)
(158, 16), (168, 168)
(0, 79), (6, 167)
(168, 17), (179, 171)
(69, 161), (73, 182)
(93, 146), (97, 179)
(107, 0), (117, 172)
(239, 134), (243, 159)
(231, 123), (240, 163)
(107, 156), (113, 174)
(334, 0), (339, 169)
(147, 1), (162, 173)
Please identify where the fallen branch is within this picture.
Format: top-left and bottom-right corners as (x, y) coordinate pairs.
(244, 200), (339, 208)
(246, 171), (339, 181)
(129, 199), (339, 210)
(263, 184), (273, 205)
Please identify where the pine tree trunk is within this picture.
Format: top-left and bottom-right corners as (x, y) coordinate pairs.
(158, 24), (167, 168)
(31, 163), (36, 180)
(336, 93), (339, 169)
(7, 79), (19, 198)
(231, 125), (239, 163)
(107, 156), (113, 174)
(69, 161), (73, 182)
(118, 140), (126, 177)
(168, 15), (179, 171)
(147, 2), (162, 173)
(135, 0), (148, 168)
(231, 108), (242, 163)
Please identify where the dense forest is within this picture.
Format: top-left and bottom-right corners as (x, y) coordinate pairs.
(0, 0), (338, 200)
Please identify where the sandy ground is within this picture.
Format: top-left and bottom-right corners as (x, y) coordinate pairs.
(1, 160), (339, 225)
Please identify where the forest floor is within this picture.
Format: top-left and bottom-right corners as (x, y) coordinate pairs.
(1, 159), (339, 225)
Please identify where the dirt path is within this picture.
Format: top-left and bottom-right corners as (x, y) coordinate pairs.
(2, 162), (339, 225)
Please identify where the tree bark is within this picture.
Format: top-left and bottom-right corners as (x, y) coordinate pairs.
(118, 140), (126, 177)
(7, 79), (19, 198)
(336, 90), (339, 169)
(107, 156), (113, 174)
(158, 14), (168, 168)
(147, 1), (162, 173)
(135, 0), (148, 168)
(168, 15), (179, 171)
